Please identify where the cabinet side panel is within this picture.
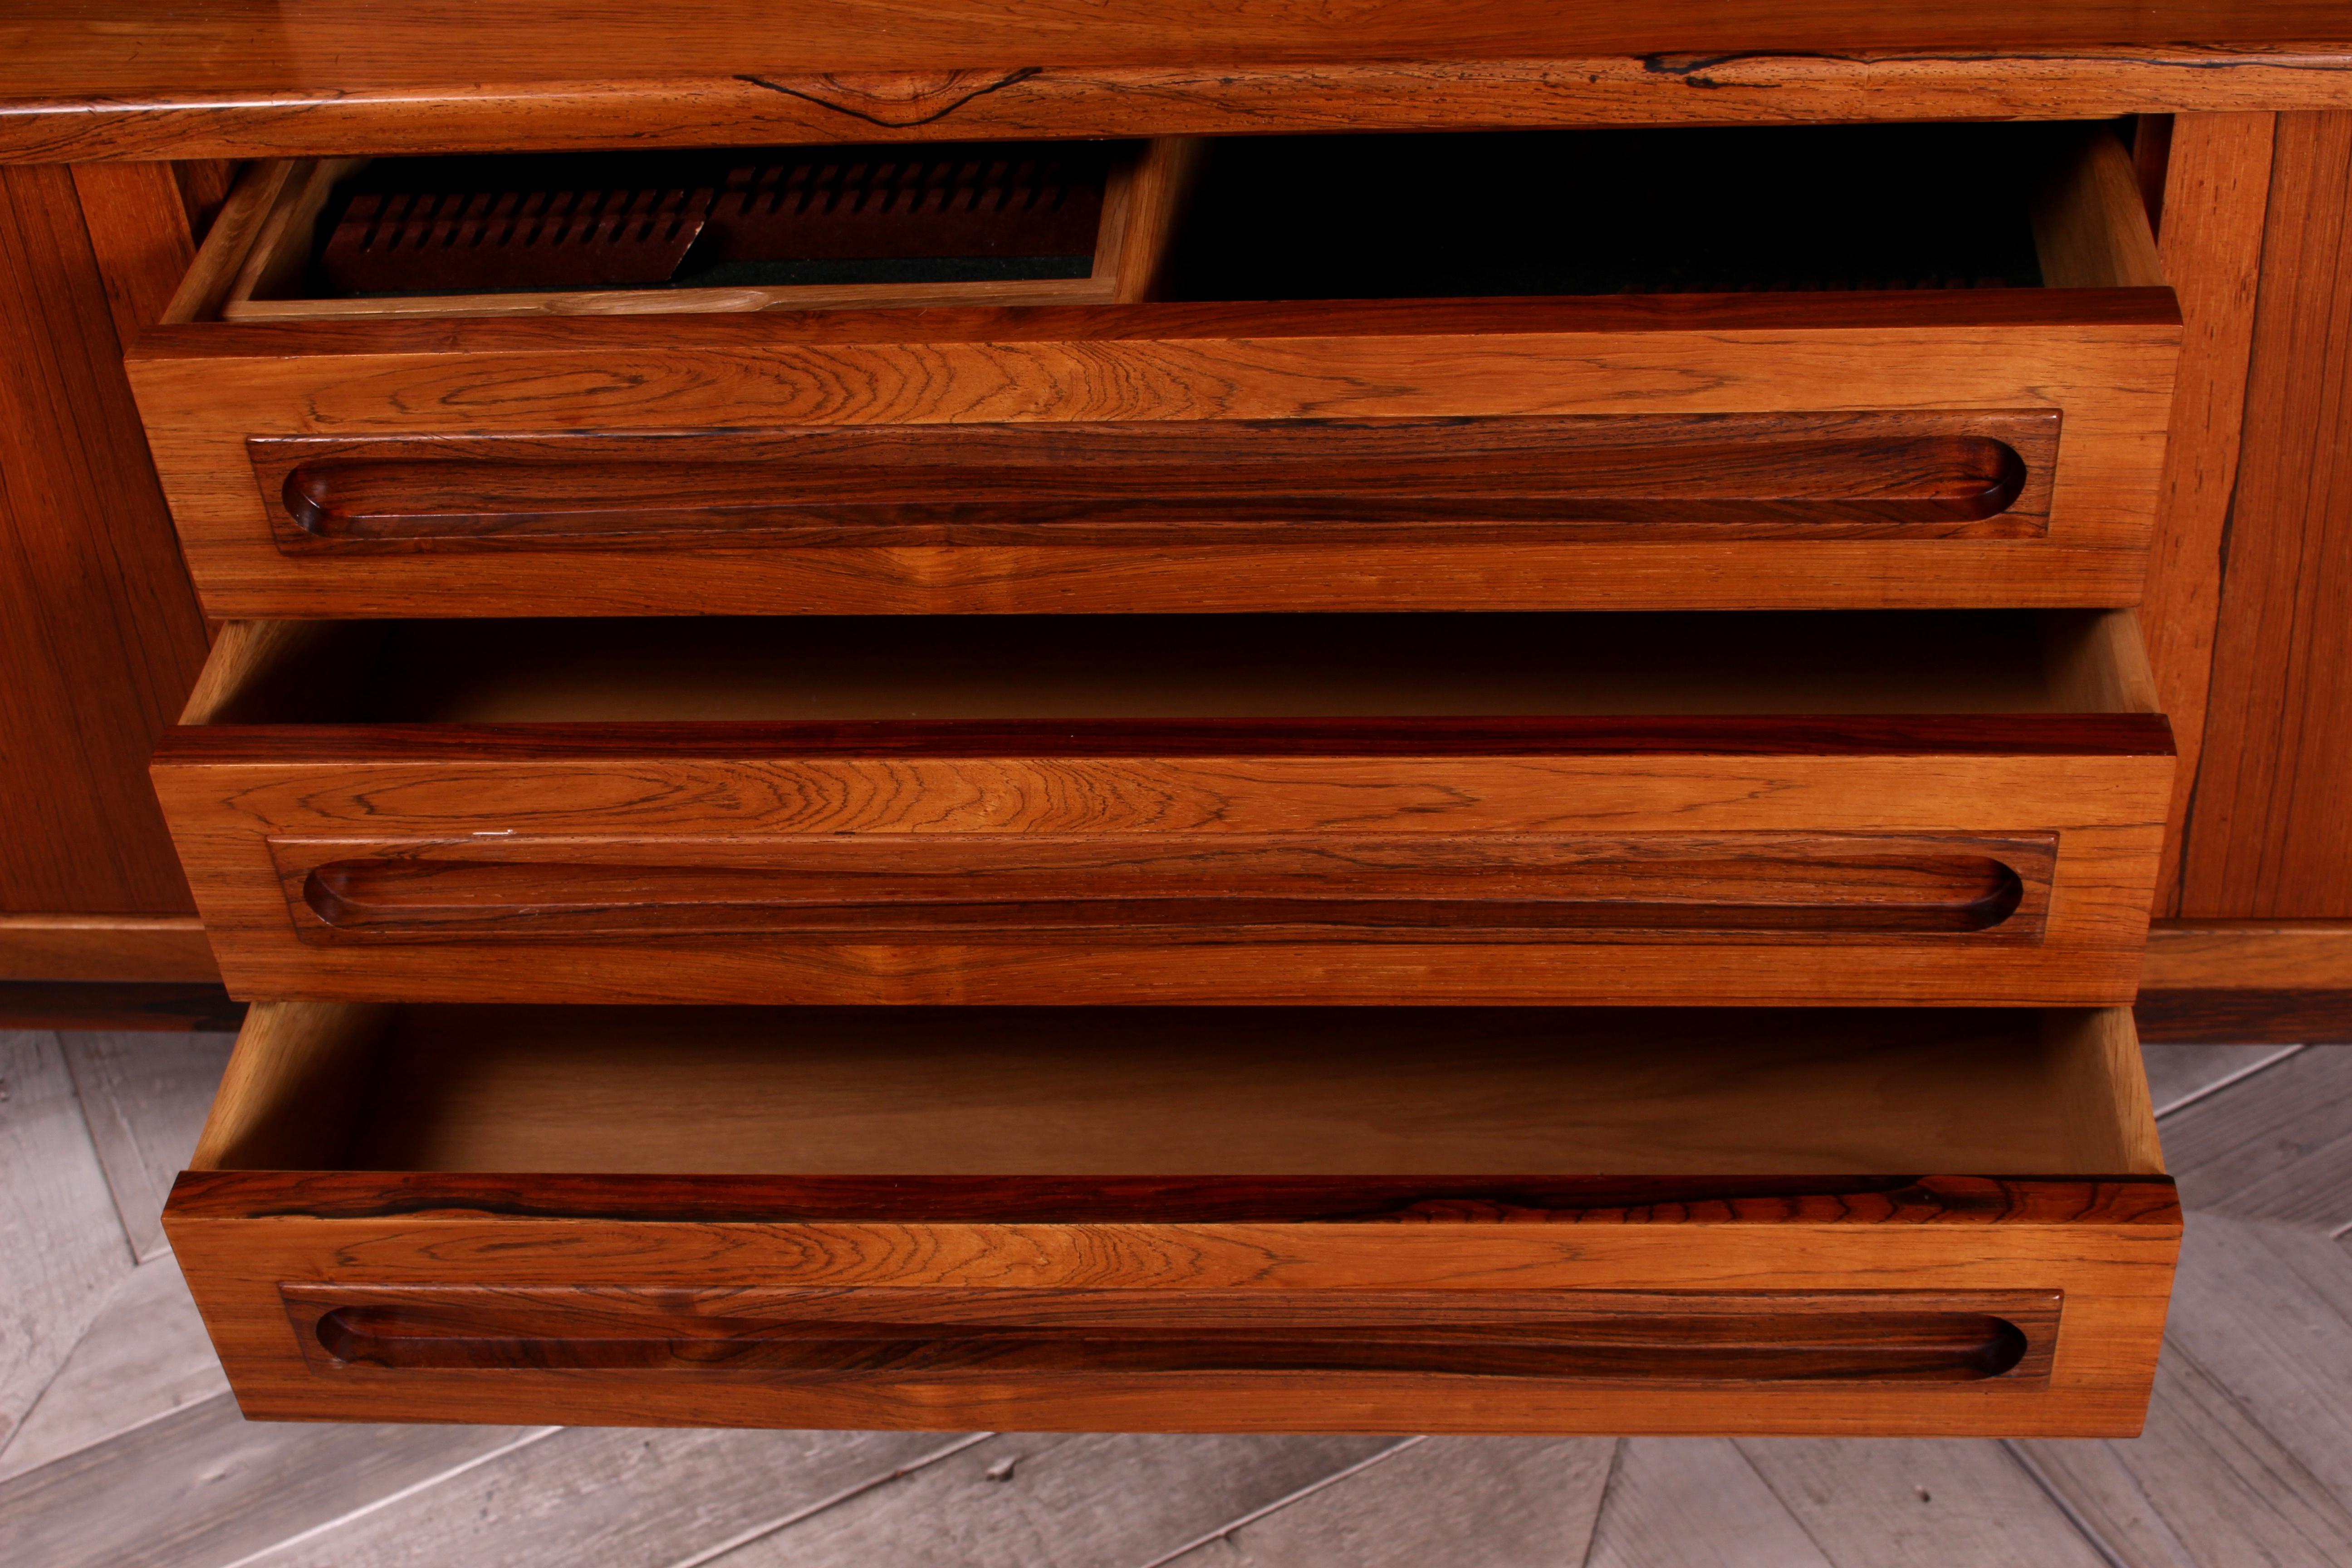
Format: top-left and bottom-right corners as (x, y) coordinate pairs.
(2145, 113), (2276, 914)
(2180, 112), (2352, 916)
(0, 163), (208, 917)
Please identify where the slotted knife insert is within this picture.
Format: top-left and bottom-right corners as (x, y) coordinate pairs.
(314, 144), (1113, 296)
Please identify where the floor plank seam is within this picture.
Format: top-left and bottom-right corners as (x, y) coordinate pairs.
(0, 1373), (214, 1487)
(663, 1431), (996, 1568)
(1129, 1435), (1426, 1568)
(209, 1425), (561, 1568)
(1730, 1438), (1884, 1566)
(2153, 1043), (2309, 1120)
(1575, 1437), (1627, 1568)
(1999, 1440), (2138, 1568)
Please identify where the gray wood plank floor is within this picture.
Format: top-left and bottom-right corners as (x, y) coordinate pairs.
(0, 1029), (2344, 1567)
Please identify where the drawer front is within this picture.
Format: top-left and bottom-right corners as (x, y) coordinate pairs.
(164, 1170), (2180, 1436)
(161, 1001), (2176, 1435)
(126, 291), (2180, 616)
(152, 715), (2173, 1005)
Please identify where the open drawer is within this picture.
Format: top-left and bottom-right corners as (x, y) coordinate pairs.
(124, 122), (2179, 618)
(162, 1001), (2179, 1435)
(150, 608), (2173, 1006)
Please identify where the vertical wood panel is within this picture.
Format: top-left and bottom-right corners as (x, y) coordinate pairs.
(2180, 113), (2352, 916)
(68, 163), (199, 350)
(2141, 113), (2275, 914)
(0, 164), (209, 914)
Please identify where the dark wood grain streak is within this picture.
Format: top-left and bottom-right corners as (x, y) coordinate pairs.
(250, 413), (2051, 552)
(2178, 112), (2352, 917)
(165, 1171), (2183, 1226)
(157, 714), (2181, 762)
(282, 1285), (2056, 1384)
(7, 20), (2352, 163)
(282, 833), (2043, 945)
(2140, 111), (2277, 913)
(67, 159), (201, 347)
(2133, 990), (2352, 1042)
(139, 286), (2185, 355)
(128, 279), (2180, 615)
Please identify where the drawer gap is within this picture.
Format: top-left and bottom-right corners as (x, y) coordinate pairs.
(186, 610), (2150, 727)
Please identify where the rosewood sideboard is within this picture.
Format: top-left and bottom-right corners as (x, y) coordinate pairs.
(4, 0), (2352, 1437)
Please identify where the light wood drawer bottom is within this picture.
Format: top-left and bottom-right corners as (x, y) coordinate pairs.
(167, 1001), (2178, 1436)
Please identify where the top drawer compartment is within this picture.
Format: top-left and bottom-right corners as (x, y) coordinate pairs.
(127, 124), (2180, 618)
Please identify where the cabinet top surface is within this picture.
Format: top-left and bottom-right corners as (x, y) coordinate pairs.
(6, 1), (2352, 161)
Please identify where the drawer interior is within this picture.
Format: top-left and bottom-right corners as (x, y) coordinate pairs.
(1171, 123), (2068, 300)
(192, 1004), (2162, 1178)
(187, 608), (2155, 726)
(200, 138), (1200, 321)
(179, 120), (2158, 324)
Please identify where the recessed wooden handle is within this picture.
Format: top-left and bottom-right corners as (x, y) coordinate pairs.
(290, 1286), (2050, 1384)
(289, 834), (2043, 943)
(255, 412), (2052, 552)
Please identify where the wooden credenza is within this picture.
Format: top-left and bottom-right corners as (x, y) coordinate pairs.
(4, 0), (2352, 1437)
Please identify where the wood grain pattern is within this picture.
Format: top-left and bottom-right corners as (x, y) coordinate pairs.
(157, 161), (298, 325)
(2178, 111), (2352, 917)
(2029, 124), (2168, 290)
(2135, 923), (2352, 1041)
(191, 1005), (2164, 1179)
(2135, 991), (2352, 1044)
(278, 1284), (2059, 1385)
(163, 1170), (2187, 1225)
(245, 412), (2055, 554)
(187, 1000), (388, 1171)
(2143, 918), (2352, 989)
(0, 164), (210, 918)
(149, 609), (2171, 1004)
(2045, 1007), (2166, 1176)
(0, 916), (217, 983)
(274, 831), (2051, 946)
(2143, 112), (2278, 914)
(127, 291), (2180, 616)
(158, 1000), (2177, 1434)
(166, 714), (2181, 760)
(66, 161), (199, 347)
(6, 10), (2352, 163)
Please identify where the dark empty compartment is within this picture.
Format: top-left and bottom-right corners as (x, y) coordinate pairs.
(1168, 124), (2051, 300)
